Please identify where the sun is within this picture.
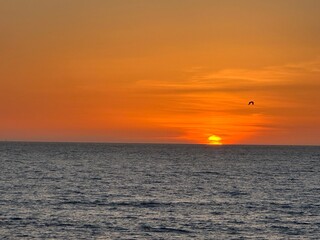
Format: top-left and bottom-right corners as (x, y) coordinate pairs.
(208, 135), (222, 145)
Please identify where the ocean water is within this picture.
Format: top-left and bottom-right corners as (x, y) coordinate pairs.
(0, 142), (319, 239)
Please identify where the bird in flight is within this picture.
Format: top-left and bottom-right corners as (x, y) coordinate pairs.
(248, 101), (254, 105)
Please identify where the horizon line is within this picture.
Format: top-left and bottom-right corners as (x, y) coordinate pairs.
(0, 140), (319, 147)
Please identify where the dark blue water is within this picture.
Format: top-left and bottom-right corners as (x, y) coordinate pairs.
(1, 142), (319, 239)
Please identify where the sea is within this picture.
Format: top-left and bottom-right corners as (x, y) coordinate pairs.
(0, 142), (319, 239)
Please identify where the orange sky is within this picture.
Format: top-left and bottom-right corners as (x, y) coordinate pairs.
(1, 0), (320, 145)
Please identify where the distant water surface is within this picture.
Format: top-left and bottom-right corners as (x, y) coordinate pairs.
(1, 142), (319, 239)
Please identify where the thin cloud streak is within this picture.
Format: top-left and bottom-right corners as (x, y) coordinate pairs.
(133, 59), (320, 144)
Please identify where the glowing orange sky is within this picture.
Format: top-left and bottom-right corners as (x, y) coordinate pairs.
(1, 0), (320, 145)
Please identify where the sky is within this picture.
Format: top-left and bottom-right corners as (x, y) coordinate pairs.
(1, 0), (320, 145)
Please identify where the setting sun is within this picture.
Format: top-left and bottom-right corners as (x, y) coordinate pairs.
(208, 135), (222, 145)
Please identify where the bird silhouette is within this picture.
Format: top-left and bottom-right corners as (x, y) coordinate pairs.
(248, 101), (254, 105)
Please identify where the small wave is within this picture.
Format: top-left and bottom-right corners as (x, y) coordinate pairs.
(109, 200), (171, 208)
(193, 171), (222, 176)
(269, 202), (293, 209)
(60, 199), (174, 208)
(210, 211), (223, 215)
(271, 225), (305, 235)
(140, 224), (192, 234)
(222, 190), (248, 197)
(9, 217), (23, 221)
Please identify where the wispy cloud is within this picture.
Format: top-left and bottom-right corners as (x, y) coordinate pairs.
(134, 59), (320, 144)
